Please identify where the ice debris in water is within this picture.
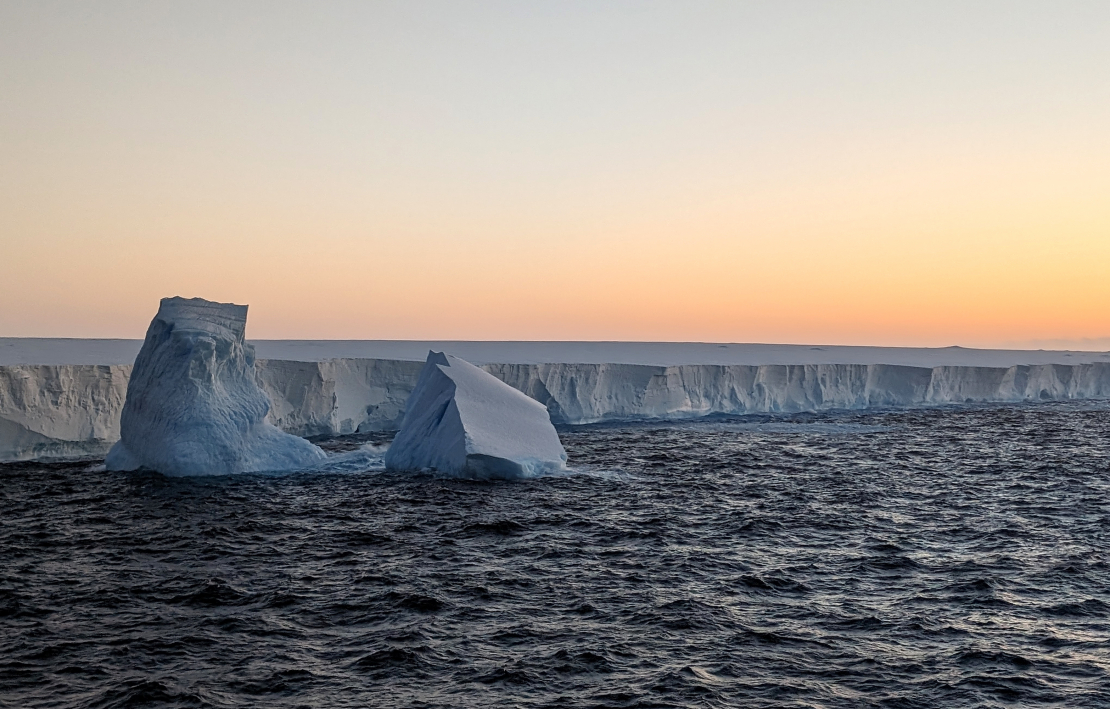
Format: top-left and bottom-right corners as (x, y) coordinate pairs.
(105, 297), (326, 476)
(385, 351), (567, 479)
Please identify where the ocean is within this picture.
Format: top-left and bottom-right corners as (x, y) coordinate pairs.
(2, 402), (1108, 707)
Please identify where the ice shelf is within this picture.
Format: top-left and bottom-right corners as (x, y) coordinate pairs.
(3, 344), (1110, 462)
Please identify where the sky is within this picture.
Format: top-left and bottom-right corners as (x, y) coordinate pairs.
(1, 1), (1108, 347)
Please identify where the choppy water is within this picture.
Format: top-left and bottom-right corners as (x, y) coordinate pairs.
(2, 402), (1109, 708)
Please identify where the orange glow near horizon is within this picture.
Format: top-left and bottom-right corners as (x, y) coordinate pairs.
(5, 141), (1108, 348)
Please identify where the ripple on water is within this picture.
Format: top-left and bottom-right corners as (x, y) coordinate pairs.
(1, 401), (1109, 707)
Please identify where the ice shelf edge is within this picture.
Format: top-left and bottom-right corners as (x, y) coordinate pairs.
(3, 359), (1109, 462)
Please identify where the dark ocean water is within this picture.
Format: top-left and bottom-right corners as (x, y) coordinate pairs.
(2, 402), (1109, 708)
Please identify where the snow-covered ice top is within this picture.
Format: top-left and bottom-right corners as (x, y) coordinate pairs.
(154, 297), (249, 340)
(105, 297), (325, 476)
(385, 351), (567, 479)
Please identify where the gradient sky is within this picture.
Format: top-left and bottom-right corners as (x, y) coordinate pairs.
(2, 1), (1108, 346)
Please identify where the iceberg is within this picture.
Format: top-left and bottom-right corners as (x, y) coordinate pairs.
(104, 297), (326, 476)
(385, 352), (567, 479)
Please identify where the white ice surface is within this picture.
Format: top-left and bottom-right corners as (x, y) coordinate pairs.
(3, 338), (1110, 368)
(104, 298), (326, 476)
(5, 357), (1110, 462)
(385, 352), (567, 479)
(5, 338), (1110, 463)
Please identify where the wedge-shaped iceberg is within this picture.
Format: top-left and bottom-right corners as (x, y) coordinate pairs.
(105, 297), (325, 476)
(385, 352), (567, 479)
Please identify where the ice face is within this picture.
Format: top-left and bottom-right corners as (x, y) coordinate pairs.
(384, 352), (567, 479)
(6, 350), (1110, 463)
(104, 297), (325, 476)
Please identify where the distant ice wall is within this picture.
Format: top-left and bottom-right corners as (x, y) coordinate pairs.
(3, 359), (1110, 461)
(486, 362), (1110, 423)
(257, 358), (424, 437)
(0, 364), (131, 461)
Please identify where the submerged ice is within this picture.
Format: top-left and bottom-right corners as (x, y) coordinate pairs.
(385, 352), (567, 479)
(105, 297), (326, 476)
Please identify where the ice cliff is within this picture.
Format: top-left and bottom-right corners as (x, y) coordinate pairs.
(385, 352), (567, 478)
(484, 362), (1110, 422)
(0, 364), (130, 460)
(104, 297), (326, 476)
(258, 358), (423, 437)
(3, 356), (1110, 463)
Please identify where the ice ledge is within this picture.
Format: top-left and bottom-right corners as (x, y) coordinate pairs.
(3, 358), (1110, 462)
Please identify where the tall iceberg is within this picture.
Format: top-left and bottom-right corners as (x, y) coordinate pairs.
(105, 297), (326, 476)
(385, 352), (567, 479)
